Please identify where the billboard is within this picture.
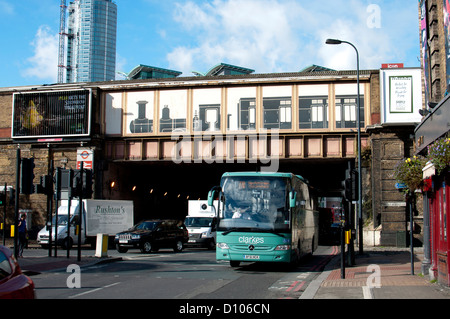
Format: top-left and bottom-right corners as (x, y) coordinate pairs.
(12, 89), (91, 139)
(380, 68), (422, 124)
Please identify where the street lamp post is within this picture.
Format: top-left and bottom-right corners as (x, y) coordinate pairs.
(326, 39), (363, 254)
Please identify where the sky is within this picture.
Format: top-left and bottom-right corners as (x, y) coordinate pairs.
(0, 0), (421, 88)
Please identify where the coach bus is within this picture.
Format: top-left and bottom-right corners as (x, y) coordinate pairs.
(208, 172), (319, 267)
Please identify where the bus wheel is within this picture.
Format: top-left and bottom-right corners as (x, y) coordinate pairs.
(230, 261), (240, 267)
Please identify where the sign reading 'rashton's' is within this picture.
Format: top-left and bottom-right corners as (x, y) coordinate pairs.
(12, 89), (91, 139)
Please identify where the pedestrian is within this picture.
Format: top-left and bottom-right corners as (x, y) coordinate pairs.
(18, 214), (27, 257)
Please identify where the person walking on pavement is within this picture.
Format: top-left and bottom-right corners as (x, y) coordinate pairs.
(18, 214), (27, 257)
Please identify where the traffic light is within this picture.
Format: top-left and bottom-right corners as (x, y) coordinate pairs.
(68, 169), (80, 198)
(21, 158), (35, 194)
(342, 178), (352, 202)
(82, 170), (93, 199)
(68, 169), (93, 199)
(341, 169), (359, 202)
(9, 188), (15, 206)
(36, 175), (52, 196)
(350, 169), (359, 202)
(0, 192), (5, 206)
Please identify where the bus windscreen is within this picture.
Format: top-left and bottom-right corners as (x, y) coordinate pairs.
(219, 176), (290, 232)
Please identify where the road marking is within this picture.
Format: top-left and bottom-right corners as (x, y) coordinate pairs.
(286, 281), (305, 292)
(300, 246), (340, 299)
(362, 286), (374, 299)
(69, 282), (121, 299)
(310, 246), (339, 271)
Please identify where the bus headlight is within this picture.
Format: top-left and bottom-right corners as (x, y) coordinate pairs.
(217, 242), (230, 249)
(275, 245), (291, 251)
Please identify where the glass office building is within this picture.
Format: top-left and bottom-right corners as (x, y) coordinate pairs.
(66, 0), (117, 83)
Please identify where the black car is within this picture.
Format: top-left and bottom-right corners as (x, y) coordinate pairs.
(114, 219), (188, 253)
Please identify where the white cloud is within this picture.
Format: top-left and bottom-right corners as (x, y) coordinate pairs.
(168, 0), (304, 74)
(22, 25), (59, 82)
(166, 0), (420, 75)
(0, 1), (14, 15)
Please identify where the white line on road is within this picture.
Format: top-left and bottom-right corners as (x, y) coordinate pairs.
(69, 282), (121, 299)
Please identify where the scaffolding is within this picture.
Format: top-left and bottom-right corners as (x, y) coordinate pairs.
(57, 0), (67, 83)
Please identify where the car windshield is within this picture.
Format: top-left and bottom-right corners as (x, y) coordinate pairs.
(185, 217), (213, 227)
(219, 176), (290, 232)
(132, 221), (159, 231)
(52, 214), (69, 226)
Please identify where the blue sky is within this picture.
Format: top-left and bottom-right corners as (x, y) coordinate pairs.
(0, 0), (420, 87)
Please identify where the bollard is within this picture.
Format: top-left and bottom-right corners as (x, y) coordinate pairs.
(10, 225), (15, 237)
(345, 230), (351, 245)
(95, 233), (108, 258)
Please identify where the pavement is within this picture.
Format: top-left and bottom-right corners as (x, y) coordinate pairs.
(3, 238), (450, 299)
(2, 238), (121, 275)
(303, 246), (450, 299)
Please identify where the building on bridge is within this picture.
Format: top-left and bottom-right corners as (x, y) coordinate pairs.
(0, 65), (423, 246)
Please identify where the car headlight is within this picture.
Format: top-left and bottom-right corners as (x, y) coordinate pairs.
(217, 242), (230, 249)
(131, 234), (141, 240)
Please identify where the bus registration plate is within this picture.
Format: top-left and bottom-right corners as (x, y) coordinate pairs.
(244, 255), (260, 260)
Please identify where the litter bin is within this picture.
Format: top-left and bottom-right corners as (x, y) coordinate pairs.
(95, 233), (108, 257)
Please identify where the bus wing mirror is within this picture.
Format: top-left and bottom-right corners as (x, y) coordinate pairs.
(208, 186), (221, 206)
(289, 191), (297, 208)
(207, 190), (214, 206)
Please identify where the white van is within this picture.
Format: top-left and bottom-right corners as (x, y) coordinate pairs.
(185, 200), (217, 249)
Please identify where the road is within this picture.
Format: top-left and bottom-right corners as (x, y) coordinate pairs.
(30, 245), (338, 300)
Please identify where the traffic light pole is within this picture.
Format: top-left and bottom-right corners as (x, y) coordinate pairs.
(47, 161), (54, 257)
(14, 148), (21, 259)
(2, 183), (6, 247)
(54, 168), (61, 258)
(67, 169), (73, 259)
(78, 162), (83, 262)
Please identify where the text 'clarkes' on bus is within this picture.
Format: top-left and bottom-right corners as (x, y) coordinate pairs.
(208, 172), (319, 267)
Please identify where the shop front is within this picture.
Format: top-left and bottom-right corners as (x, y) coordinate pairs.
(415, 95), (450, 286)
(430, 172), (449, 285)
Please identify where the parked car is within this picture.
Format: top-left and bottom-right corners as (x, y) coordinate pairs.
(114, 219), (189, 254)
(0, 246), (35, 299)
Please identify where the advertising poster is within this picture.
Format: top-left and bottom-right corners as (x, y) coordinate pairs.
(389, 76), (413, 113)
(420, 0), (430, 105)
(12, 90), (91, 139)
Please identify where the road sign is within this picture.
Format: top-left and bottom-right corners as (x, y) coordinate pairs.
(77, 148), (93, 170)
(395, 183), (407, 189)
